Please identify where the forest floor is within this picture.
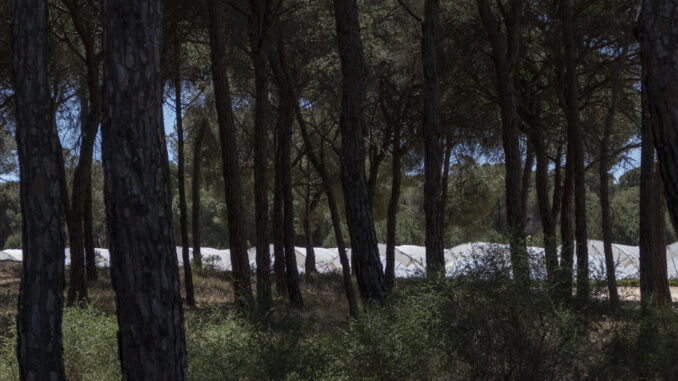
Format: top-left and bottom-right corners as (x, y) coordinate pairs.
(0, 261), (677, 379)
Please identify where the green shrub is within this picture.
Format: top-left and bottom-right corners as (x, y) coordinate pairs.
(62, 304), (120, 380)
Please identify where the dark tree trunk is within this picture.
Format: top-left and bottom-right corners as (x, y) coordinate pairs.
(559, 146), (575, 301)
(173, 32), (195, 307)
(84, 171), (96, 278)
(477, 0), (530, 285)
(192, 120), (208, 270)
(441, 136), (452, 229)
(599, 55), (623, 305)
(639, 74), (670, 306)
(560, 0), (588, 304)
(385, 121), (403, 291)
(100, 0), (187, 377)
(13, 0), (67, 377)
(638, 0), (678, 236)
(532, 135), (558, 283)
(303, 163), (318, 274)
(272, 152), (287, 297)
(520, 143), (534, 233)
(295, 105), (358, 316)
(278, 85), (303, 307)
(207, 0), (253, 311)
(652, 167), (671, 305)
(332, 0), (386, 303)
(422, 0), (445, 273)
(249, 0), (273, 311)
(63, 0), (102, 298)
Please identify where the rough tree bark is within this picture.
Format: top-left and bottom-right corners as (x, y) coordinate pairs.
(207, 0), (254, 311)
(638, 0), (678, 234)
(422, 0), (445, 273)
(100, 0), (187, 377)
(248, 0), (276, 311)
(269, 33), (358, 314)
(639, 74), (671, 306)
(13, 0), (67, 377)
(559, 146), (575, 300)
(63, 0), (103, 301)
(303, 162), (319, 274)
(332, 0), (386, 303)
(277, 83), (303, 307)
(476, 0), (530, 284)
(560, 0), (589, 304)
(385, 118), (403, 291)
(296, 107), (358, 316)
(272, 149), (287, 297)
(173, 30), (195, 307)
(652, 166), (671, 305)
(598, 53), (624, 305)
(192, 120), (208, 270)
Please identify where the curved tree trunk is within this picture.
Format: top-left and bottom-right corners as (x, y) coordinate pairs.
(296, 107), (358, 316)
(173, 31), (195, 308)
(100, 0), (187, 377)
(422, 0), (445, 273)
(652, 167), (671, 305)
(332, 0), (386, 304)
(13, 0), (67, 377)
(84, 175), (96, 280)
(63, 0), (102, 299)
(207, 0), (253, 311)
(192, 120), (209, 270)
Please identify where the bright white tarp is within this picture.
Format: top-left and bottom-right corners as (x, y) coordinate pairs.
(3, 241), (678, 279)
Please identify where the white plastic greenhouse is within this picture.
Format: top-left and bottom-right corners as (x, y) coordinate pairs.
(2, 240), (677, 279)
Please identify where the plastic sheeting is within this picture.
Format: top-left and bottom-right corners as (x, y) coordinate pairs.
(3, 240), (678, 279)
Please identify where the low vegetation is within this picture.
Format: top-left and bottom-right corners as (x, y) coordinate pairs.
(0, 253), (676, 380)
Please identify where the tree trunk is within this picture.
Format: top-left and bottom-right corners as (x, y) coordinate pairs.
(84, 171), (96, 278)
(639, 74), (666, 307)
(441, 136), (452, 229)
(476, 0), (530, 285)
(332, 0), (386, 304)
(638, 0), (678, 237)
(560, 0), (588, 305)
(304, 162), (318, 274)
(295, 105), (358, 316)
(532, 135), (558, 283)
(249, 0), (273, 311)
(652, 166), (671, 305)
(422, 0), (445, 274)
(278, 86), (303, 307)
(599, 54), (623, 305)
(272, 150), (287, 297)
(520, 142), (534, 234)
(559, 146), (575, 301)
(207, 0), (253, 311)
(385, 122), (403, 291)
(13, 0), (67, 377)
(63, 0), (102, 298)
(173, 31), (195, 307)
(100, 0), (187, 377)
(191, 120), (208, 270)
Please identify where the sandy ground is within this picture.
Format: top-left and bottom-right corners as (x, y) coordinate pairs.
(618, 286), (678, 302)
